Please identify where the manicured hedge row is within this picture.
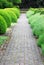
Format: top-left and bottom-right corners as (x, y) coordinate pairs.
(0, 7), (20, 34)
(0, 15), (7, 34)
(26, 8), (44, 55)
(0, 9), (11, 27)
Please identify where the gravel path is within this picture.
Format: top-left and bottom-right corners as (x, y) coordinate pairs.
(0, 13), (43, 65)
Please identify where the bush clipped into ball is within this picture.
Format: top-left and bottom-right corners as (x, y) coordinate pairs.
(26, 10), (34, 18)
(0, 15), (7, 34)
(12, 7), (20, 18)
(37, 34), (44, 47)
(33, 24), (44, 37)
(4, 9), (17, 23)
(0, 9), (11, 27)
(28, 13), (40, 24)
(5, 8), (20, 18)
(30, 15), (41, 28)
(32, 16), (44, 37)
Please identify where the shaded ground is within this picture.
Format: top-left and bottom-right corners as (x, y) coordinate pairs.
(0, 13), (43, 65)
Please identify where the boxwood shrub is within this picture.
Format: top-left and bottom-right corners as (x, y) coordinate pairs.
(0, 15), (7, 34)
(13, 7), (20, 18)
(0, 9), (11, 27)
(37, 34), (44, 47)
(11, 8), (20, 18)
(28, 13), (40, 24)
(4, 9), (17, 23)
(26, 10), (34, 18)
(41, 44), (44, 55)
(30, 15), (41, 28)
(33, 24), (44, 37)
(40, 11), (44, 15)
(27, 8), (44, 55)
(5, 8), (20, 18)
(32, 16), (44, 37)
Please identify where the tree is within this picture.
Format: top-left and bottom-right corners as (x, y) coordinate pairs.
(36, 0), (44, 7)
(0, 0), (13, 8)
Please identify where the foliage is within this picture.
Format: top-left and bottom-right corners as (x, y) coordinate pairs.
(41, 44), (44, 55)
(27, 8), (44, 55)
(11, 7), (20, 18)
(26, 10), (34, 18)
(33, 24), (44, 37)
(0, 36), (8, 46)
(8, 0), (22, 4)
(0, 9), (11, 27)
(37, 34), (44, 47)
(28, 13), (40, 24)
(0, 0), (13, 8)
(0, 15), (7, 34)
(4, 9), (17, 23)
(36, 0), (44, 7)
(0, 7), (20, 35)
(5, 7), (20, 18)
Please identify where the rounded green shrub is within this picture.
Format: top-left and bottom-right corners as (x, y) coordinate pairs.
(34, 9), (41, 14)
(33, 24), (44, 37)
(37, 34), (44, 47)
(32, 15), (44, 37)
(26, 10), (34, 18)
(28, 13), (40, 24)
(0, 9), (11, 27)
(5, 8), (20, 18)
(40, 11), (44, 15)
(13, 7), (20, 18)
(41, 44), (44, 55)
(4, 9), (17, 23)
(10, 8), (20, 18)
(0, 15), (7, 34)
(30, 15), (41, 28)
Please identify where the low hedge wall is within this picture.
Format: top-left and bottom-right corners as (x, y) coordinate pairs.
(0, 7), (20, 34)
(26, 8), (44, 55)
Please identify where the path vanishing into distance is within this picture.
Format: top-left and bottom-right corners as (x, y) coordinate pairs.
(0, 13), (44, 65)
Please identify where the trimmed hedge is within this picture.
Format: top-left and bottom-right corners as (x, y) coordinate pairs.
(30, 15), (41, 28)
(26, 10), (34, 18)
(26, 8), (44, 55)
(4, 9), (17, 23)
(0, 15), (7, 34)
(37, 34), (44, 47)
(0, 7), (20, 35)
(32, 16), (44, 37)
(28, 13), (40, 24)
(12, 7), (20, 18)
(41, 44), (44, 55)
(0, 9), (11, 27)
(4, 8), (20, 18)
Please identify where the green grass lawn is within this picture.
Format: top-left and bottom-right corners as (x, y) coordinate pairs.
(0, 36), (9, 46)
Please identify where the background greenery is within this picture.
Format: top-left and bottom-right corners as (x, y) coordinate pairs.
(0, 0), (21, 8)
(0, 0), (44, 8)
